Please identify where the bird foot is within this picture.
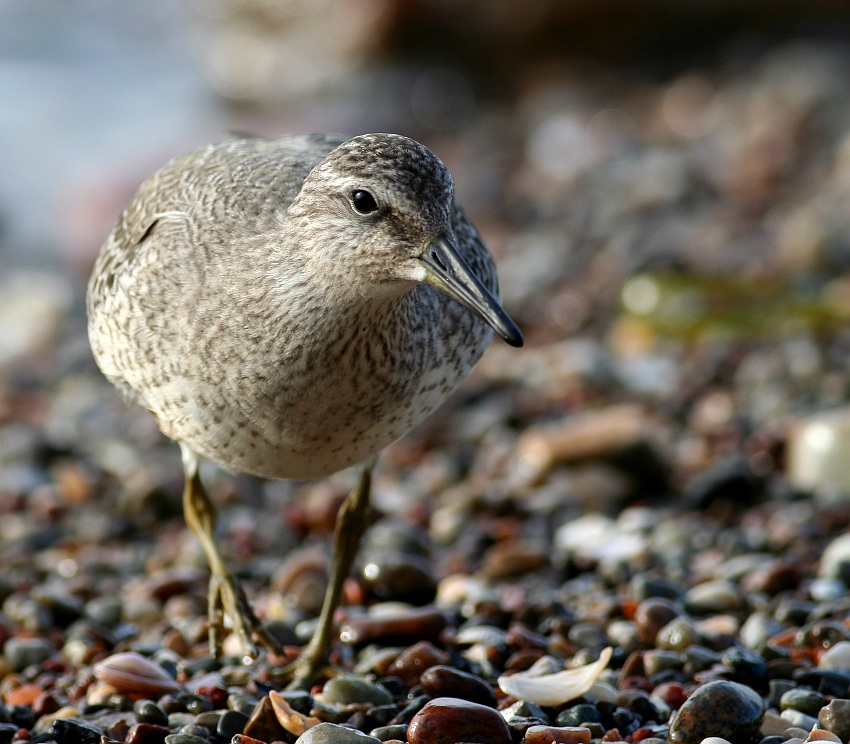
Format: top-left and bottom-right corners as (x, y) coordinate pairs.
(206, 571), (283, 660)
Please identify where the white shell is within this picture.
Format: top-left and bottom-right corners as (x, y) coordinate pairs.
(497, 647), (612, 706)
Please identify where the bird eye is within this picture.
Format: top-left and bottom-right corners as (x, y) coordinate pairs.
(350, 189), (379, 215)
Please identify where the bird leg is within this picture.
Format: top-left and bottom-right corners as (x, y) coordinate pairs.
(286, 461), (374, 689)
(180, 446), (282, 659)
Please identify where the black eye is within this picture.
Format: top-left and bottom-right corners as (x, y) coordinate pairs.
(351, 189), (379, 215)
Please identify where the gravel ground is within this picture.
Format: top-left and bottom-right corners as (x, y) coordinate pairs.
(4, 25), (850, 744)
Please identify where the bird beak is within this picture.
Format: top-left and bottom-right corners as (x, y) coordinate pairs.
(419, 234), (524, 348)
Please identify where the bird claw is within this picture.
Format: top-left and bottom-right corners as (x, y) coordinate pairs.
(206, 572), (282, 660)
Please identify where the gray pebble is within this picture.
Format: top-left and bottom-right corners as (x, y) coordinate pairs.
(369, 724), (407, 742)
(820, 640), (850, 669)
(164, 735), (208, 744)
(668, 680), (763, 744)
(779, 687), (827, 717)
(780, 708), (819, 730)
(216, 710), (248, 739)
(295, 722), (381, 744)
(3, 636), (53, 671)
(738, 611), (783, 649)
(819, 698), (850, 740)
(319, 676), (393, 707)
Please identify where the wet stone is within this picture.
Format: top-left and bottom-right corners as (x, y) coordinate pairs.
(556, 704), (601, 727)
(501, 700), (549, 724)
(4, 637), (53, 672)
(134, 701), (169, 727)
(634, 598), (679, 645)
(386, 641), (448, 688)
(163, 735), (208, 744)
(320, 677), (393, 707)
(819, 698), (850, 740)
(419, 665), (497, 708)
(216, 710), (248, 739)
(523, 725), (592, 744)
(780, 688), (827, 717)
(294, 722), (381, 744)
(721, 647), (768, 690)
(0, 724), (17, 744)
(369, 724), (407, 741)
(407, 698), (511, 744)
(780, 708), (819, 730)
(193, 712), (221, 729)
(668, 680), (763, 744)
(51, 719), (104, 744)
(820, 641), (850, 670)
(125, 723), (169, 744)
(228, 694), (261, 717)
(793, 668), (850, 696)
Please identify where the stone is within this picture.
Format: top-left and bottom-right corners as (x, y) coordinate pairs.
(667, 681), (763, 744)
(407, 698), (511, 744)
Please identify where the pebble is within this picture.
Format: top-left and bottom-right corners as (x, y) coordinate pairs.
(667, 681), (763, 744)
(319, 677), (393, 707)
(419, 665), (497, 707)
(820, 641), (850, 669)
(3, 638), (53, 672)
(407, 698), (511, 744)
(295, 723), (381, 744)
(780, 688), (828, 717)
(385, 641), (448, 688)
(215, 710), (248, 738)
(523, 725), (591, 744)
(780, 709), (819, 731)
(819, 698), (850, 740)
(125, 723), (169, 744)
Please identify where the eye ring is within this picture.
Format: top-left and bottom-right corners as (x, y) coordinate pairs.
(350, 189), (379, 215)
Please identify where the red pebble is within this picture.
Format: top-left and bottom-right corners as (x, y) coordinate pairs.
(653, 681), (687, 709)
(408, 697), (511, 744)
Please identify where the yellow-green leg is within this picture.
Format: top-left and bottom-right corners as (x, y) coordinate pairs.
(180, 445), (282, 659)
(286, 461), (374, 688)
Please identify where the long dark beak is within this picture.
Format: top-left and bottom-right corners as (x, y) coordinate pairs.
(419, 235), (523, 348)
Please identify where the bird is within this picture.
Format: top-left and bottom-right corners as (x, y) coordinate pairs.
(87, 132), (523, 684)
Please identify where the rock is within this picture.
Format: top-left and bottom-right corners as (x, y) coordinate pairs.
(319, 677), (393, 707)
(419, 666), (497, 708)
(787, 408), (850, 495)
(386, 641), (448, 688)
(780, 688), (828, 717)
(819, 698), (850, 741)
(523, 725), (592, 744)
(295, 722), (380, 744)
(667, 681), (763, 744)
(407, 698), (511, 744)
(821, 641), (850, 670)
(125, 724), (169, 744)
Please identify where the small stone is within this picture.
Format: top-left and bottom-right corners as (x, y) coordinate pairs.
(634, 598), (679, 645)
(133, 701), (169, 727)
(739, 612), (783, 650)
(668, 681), (763, 744)
(523, 725), (592, 744)
(819, 698), (850, 740)
(3, 637), (53, 672)
(163, 735), (208, 744)
(555, 700), (598, 727)
(294, 722), (380, 744)
(216, 711), (248, 739)
(320, 677), (393, 707)
(386, 641), (448, 688)
(361, 555), (437, 605)
(340, 607), (447, 647)
(656, 618), (700, 652)
(780, 709), (819, 731)
(419, 666), (497, 708)
(51, 720), (104, 744)
(780, 688), (827, 717)
(125, 724), (169, 744)
(820, 641), (850, 670)
(369, 724), (407, 742)
(684, 581), (743, 614)
(407, 698), (511, 744)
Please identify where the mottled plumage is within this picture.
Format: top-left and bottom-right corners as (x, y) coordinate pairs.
(87, 132), (521, 680)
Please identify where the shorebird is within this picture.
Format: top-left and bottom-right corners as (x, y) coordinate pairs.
(87, 132), (522, 683)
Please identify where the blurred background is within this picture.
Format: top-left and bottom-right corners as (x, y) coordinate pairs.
(5, 0), (850, 539)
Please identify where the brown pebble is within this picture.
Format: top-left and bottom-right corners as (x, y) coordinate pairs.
(93, 652), (180, 695)
(481, 540), (549, 580)
(32, 691), (60, 716)
(387, 641), (448, 688)
(601, 729), (623, 742)
(819, 698), (850, 741)
(408, 697), (511, 744)
(243, 696), (288, 743)
(125, 723), (169, 744)
(5, 684), (44, 707)
(523, 725), (591, 744)
(339, 606), (447, 647)
(634, 597), (679, 645)
(419, 666), (497, 708)
(514, 404), (652, 483)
